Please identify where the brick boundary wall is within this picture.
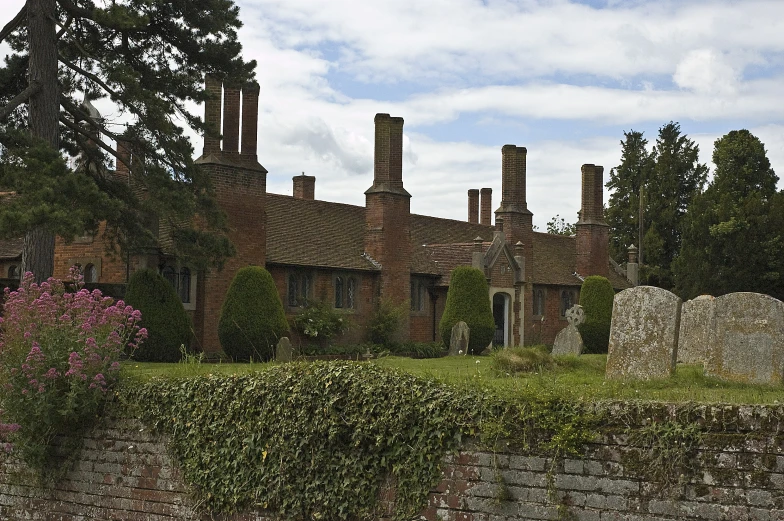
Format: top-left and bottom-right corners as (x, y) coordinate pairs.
(2, 405), (784, 520)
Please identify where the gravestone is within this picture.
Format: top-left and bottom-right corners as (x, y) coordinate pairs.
(552, 305), (585, 356)
(276, 337), (293, 362)
(449, 321), (470, 356)
(706, 292), (784, 385)
(606, 286), (682, 380)
(677, 295), (715, 365)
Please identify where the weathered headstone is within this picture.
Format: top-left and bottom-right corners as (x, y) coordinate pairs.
(706, 292), (784, 385)
(552, 305), (585, 356)
(449, 321), (470, 356)
(276, 336), (293, 362)
(677, 295), (715, 365)
(606, 286), (682, 380)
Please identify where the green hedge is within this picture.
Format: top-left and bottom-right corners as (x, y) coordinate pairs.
(577, 275), (615, 354)
(439, 266), (495, 354)
(218, 266), (288, 361)
(124, 268), (191, 362)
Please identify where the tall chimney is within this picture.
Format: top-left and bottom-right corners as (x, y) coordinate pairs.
(293, 174), (315, 200)
(203, 75), (222, 156)
(240, 82), (260, 163)
(576, 164), (609, 277)
(480, 187), (492, 225)
(222, 84), (241, 156)
(365, 113), (411, 337)
(468, 189), (479, 223)
(115, 139), (131, 179)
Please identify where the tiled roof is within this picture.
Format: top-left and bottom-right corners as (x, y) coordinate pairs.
(266, 194), (378, 271)
(265, 194), (632, 289)
(0, 237), (22, 260)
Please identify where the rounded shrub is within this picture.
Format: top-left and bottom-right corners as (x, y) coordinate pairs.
(124, 268), (192, 362)
(218, 266), (288, 361)
(438, 266), (495, 354)
(577, 275), (615, 354)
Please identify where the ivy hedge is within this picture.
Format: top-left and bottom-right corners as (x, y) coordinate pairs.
(125, 362), (597, 519)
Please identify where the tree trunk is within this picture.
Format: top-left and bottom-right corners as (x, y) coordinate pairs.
(24, 0), (59, 282)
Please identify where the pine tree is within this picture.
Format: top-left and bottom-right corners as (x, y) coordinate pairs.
(605, 130), (653, 264)
(674, 130), (782, 300)
(642, 122), (707, 288)
(0, 0), (256, 281)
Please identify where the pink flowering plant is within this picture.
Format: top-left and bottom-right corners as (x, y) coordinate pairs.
(0, 270), (146, 470)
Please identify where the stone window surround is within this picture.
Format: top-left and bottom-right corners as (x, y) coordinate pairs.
(160, 263), (197, 311)
(67, 257), (102, 284)
(287, 270), (314, 309)
(410, 277), (429, 315)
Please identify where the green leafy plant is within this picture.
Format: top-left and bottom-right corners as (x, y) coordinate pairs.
(439, 266), (495, 354)
(218, 266), (288, 362)
(366, 298), (406, 347)
(124, 268), (192, 362)
(0, 271), (145, 474)
(577, 276), (615, 354)
(128, 362), (477, 519)
(291, 299), (350, 347)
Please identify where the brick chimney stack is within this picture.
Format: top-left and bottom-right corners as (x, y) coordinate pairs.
(576, 164), (609, 277)
(203, 75), (222, 157)
(240, 82), (260, 163)
(195, 76), (268, 355)
(115, 140), (131, 180)
(468, 189), (479, 223)
(480, 187), (492, 225)
(222, 84), (241, 156)
(365, 113), (411, 335)
(293, 173), (316, 200)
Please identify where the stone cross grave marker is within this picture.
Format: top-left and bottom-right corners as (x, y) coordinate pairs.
(276, 336), (293, 363)
(606, 286), (681, 380)
(552, 305), (585, 356)
(677, 295), (715, 365)
(449, 321), (470, 356)
(705, 292), (784, 385)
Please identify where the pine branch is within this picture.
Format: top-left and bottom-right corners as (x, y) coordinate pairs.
(58, 113), (131, 172)
(57, 0), (92, 19)
(59, 56), (123, 101)
(0, 81), (41, 122)
(0, 4), (26, 45)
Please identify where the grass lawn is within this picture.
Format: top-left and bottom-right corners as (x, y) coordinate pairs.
(122, 352), (784, 405)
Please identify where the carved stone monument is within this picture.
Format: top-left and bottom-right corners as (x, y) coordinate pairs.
(449, 321), (470, 356)
(706, 292), (784, 385)
(552, 304), (585, 356)
(606, 286), (681, 380)
(276, 336), (293, 363)
(677, 295), (715, 365)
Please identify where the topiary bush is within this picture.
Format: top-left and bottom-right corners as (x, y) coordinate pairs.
(125, 268), (192, 362)
(577, 275), (615, 354)
(438, 266), (495, 354)
(218, 266), (288, 361)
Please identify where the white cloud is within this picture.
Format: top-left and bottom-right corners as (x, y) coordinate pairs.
(673, 49), (739, 96)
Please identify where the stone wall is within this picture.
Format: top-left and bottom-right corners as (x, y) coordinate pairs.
(3, 405), (784, 520)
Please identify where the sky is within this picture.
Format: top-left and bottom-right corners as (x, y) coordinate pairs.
(3, 0), (784, 230)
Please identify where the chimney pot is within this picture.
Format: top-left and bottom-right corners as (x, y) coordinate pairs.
(480, 187), (492, 225)
(203, 75), (222, 156)
(240, 82), (260, 161)
(468, 189), (479, 223)
(293, 173), (316, 200)
(222, 84), (241, 155)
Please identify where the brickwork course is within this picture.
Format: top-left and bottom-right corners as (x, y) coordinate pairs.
(3, 404), (784, 520)
(0, 81), (632, 352)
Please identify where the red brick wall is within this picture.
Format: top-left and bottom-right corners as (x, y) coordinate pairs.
(198, 163), (266, 355)
(529, 284), (580, 345)
(53, 223), (129, 283)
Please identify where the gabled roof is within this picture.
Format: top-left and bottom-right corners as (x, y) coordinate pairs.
(0, 237), (22, 260)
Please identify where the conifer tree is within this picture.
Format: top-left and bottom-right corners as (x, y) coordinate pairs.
(0, 0), (256, 281)
(674, 130), (783, 300)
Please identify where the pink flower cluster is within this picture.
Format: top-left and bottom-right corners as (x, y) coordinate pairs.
(0, 272), (147, 453)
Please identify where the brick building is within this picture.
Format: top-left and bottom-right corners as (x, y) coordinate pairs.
(0, 80), (632, 354)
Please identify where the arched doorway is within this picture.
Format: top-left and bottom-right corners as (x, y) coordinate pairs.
(492, 292), (511, 347)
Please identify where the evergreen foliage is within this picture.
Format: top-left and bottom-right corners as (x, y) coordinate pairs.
(606, 123), (707, 290)
(674, 130), (783, 300)
(439, 266), (495, 353)
(546, 214), (576, 236)
(577, 276), (614, 354)
(218, 266), (288, 361)
(0, 0), (257, 279)
(124, 268), (191, 362)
